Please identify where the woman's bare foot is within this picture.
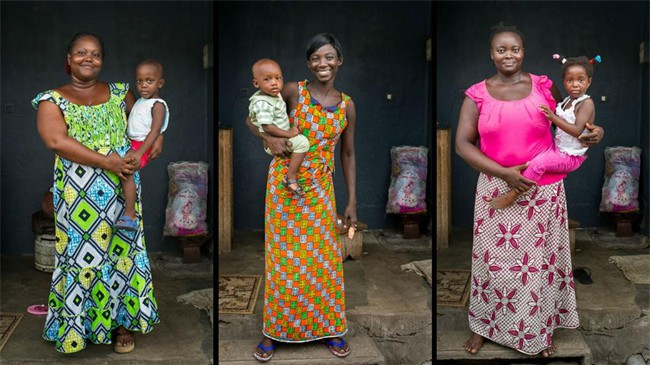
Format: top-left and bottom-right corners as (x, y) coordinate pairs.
(464, 333), (484, 354)
(541, 342), (556, 357)
(488, 190), (519, 209)
(113, 325), (135, 353)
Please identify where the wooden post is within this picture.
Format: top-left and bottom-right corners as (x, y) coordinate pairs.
(218, 127), (233, 253)
(437, 127), (451, 249)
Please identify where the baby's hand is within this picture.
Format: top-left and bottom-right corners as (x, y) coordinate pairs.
(288, 126), (300, 137)
(538, 104), (553, 119)
(124, 149), (141, 170)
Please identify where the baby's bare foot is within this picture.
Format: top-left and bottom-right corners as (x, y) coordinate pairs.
(489, 190), (519, 209)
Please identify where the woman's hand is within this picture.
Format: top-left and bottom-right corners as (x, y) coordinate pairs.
(103, 153), (135, 181)
(148, 134), (164, 160)
(342, 203), (358, 232)
(578, 123), (604, 147)
(501, 163), (536, 193)
(263, 135), (289, 157)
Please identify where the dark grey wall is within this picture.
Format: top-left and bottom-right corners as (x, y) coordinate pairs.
(218, 1), (432, 230)
(1, 1), (213, 254)
(642, 3), (650, 235)
(436, 1), (650, 230)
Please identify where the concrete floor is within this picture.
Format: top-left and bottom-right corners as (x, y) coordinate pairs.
(437, 227), (650, 365)
(218, 230), (433, 365)
(0, 251), (214, 364)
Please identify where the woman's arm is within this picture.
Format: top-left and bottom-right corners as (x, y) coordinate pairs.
(125, 89), (136, 115)
(550, 84), (563, 103)
(37, 101), (135, 180)
(455, 97), (535, 192)
(341, 99), (357, 227)
(245, 116), (288, 155)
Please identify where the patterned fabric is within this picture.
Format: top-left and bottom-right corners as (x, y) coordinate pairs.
(468, 173), (579, 355)
(32, 83), (160, 353)
(263, 80), (350, 342)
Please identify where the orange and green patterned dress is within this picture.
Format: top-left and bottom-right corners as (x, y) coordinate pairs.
(263, 80), (350, 342)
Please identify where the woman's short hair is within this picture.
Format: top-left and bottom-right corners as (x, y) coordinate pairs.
(306, 33), (343, 60)
(67, 32), (105, 59)
(489, 22), (525, 48)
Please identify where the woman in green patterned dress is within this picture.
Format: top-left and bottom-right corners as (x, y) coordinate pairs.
(33, 32), (163, 354)
(246, 33), (356, 362)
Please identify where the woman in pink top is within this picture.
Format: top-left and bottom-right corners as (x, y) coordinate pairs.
(455, 23), (604, 357)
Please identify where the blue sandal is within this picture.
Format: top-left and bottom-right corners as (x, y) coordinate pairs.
(324, 338), (350, 358)
(253, 340), (277, 362)
(115, 215), (138, 231)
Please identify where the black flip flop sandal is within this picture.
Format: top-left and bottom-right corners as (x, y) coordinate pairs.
(573, 266), (593, 285)
(283, 176), (305, 198)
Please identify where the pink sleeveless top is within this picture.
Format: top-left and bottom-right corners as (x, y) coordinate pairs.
(465, 73), (565, 185)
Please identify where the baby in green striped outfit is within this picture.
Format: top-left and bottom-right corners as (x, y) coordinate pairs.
(249, 58), (309, 198)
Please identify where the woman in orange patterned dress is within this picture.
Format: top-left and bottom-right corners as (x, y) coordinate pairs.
(245, 33), (356, 362)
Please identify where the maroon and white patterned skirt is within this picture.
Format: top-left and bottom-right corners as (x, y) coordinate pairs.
(468, 173), (579, 355)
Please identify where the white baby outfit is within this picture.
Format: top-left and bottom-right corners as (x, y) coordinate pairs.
(127, 98), (170, 141)
(554, 94), (590, 156)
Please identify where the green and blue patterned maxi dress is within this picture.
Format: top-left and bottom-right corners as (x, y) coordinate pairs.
(32, 83), (160, 353)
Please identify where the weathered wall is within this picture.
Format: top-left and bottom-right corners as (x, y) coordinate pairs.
(641, 2), (650, 235)
(0, 1), (213, 254)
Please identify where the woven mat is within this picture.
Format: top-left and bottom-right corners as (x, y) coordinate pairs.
(218, 274), (262, 314)
(0, 313), (24, 352)
(437, 270), (471, 307)
(608, 255), (650, 284)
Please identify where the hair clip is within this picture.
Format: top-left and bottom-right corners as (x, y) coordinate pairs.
(552, 53), (567, 64)
(590, 55), (602, 64)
